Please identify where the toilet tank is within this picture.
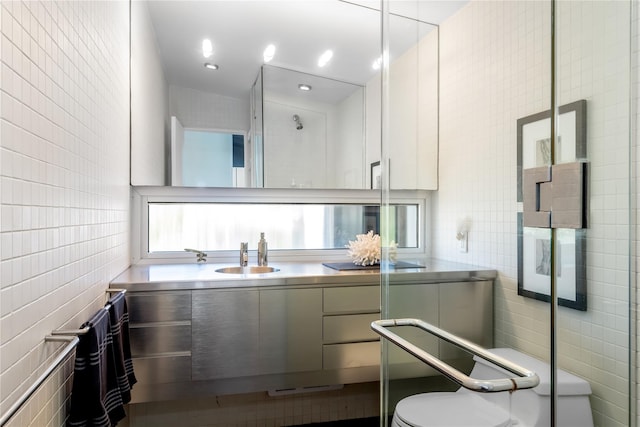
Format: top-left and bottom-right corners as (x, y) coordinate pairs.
(470, 348), (592, 396)
(465, 348), (593, 427)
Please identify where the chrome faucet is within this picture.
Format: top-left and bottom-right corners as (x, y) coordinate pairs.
(240, 242), (249, 266)
(184, 248), (207, 262)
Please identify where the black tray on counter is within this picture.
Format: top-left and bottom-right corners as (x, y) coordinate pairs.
(322, 261), (424, 271)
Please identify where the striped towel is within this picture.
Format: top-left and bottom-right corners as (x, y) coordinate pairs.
(106, 292), (137, 403)
(67, 309), (126, 427)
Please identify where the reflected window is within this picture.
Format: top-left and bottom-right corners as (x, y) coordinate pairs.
(148, 203), (418, 252)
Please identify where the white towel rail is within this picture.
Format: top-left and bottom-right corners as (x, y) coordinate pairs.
(0, 289), (126, 427)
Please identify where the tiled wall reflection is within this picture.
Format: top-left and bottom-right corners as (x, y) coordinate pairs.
(124, 382), (379, 427)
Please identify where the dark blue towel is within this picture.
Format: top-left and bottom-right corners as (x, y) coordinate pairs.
(67, 309), (126, 427)
(106, 292), (137, 403)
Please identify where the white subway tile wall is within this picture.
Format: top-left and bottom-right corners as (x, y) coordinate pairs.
(435, 1), (633, 426)
(169, 85), (250, 132)
(3, 351), (74, 427)
(0, 1), (130, 426)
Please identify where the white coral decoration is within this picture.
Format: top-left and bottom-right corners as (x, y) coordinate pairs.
(346, 231), (398, 266)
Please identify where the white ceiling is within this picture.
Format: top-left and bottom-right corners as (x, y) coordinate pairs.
(144, 1), (468, 102)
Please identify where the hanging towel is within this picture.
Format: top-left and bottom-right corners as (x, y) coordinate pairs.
(106, 292), (137, 403)
(67, 309), (126, 427)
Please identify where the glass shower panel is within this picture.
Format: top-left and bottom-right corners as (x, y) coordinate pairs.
(380, 0), (636, 426)
(555, 1), (633, 426)
(250, 68), (264, 188)
(380, 0), (558, 425)
(380, 2), (450, 424)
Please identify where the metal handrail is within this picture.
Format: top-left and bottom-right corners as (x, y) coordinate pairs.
(0, 289), (127, 426)
(0, 336), (79, 426)
(371, 318), (540, 393)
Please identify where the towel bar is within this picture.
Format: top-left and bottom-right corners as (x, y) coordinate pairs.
(1, 289), (131, 426)
(0, 335), (80, 426)
(51, 290), (126, 336)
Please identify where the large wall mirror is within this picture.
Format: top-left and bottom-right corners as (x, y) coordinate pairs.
(261, 65), (366, 188)
(130, 1), (446, 190)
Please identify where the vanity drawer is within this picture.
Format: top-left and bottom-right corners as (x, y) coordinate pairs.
(323, 313), (380, 343)
(130, 323), (191, 356)
(323, 286), (379, 313)
(323, 342), (380, 369)
(127, 291), (191, 323)
(133, 355), (191, 385)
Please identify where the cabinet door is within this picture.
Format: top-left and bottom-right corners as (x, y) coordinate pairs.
(439, 281), (493, 360)
(387, 283), (439, 378)
(389, 39), (438, 190)
(259, 288), (322, 375)
(192, 289), (260, 380)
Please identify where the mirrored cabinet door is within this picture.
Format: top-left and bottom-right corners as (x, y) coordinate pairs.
(130, 1), (438, 190)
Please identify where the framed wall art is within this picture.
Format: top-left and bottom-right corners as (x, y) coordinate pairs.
(517, 213), (587, 310)
(516, 100), (587, 311)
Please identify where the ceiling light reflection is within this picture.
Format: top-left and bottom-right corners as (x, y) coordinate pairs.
(318, 49), (333, 67)
(372, 52), (389, 70)
(372, 56), (382, 70)
(202, 39), (213, 58)
(263, 44), (276, 63)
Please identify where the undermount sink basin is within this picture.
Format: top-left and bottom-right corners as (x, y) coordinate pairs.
(215, 266), (280, 274)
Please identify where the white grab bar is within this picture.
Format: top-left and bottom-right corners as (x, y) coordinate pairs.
(371, 318), (540, 392)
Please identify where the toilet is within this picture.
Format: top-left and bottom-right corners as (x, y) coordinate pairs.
(392, 348), (593, 427)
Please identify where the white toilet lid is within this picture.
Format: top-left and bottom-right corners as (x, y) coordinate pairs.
(395, 393), (512, 427)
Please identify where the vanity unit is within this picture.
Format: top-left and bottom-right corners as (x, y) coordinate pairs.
(110, 261), (496, 403)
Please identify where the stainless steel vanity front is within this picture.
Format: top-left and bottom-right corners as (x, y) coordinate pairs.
(192, 287), (324, 380)
(110, 261), (496, 403)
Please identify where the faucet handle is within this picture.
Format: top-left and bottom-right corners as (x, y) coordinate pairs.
(185, 248), (207, 262)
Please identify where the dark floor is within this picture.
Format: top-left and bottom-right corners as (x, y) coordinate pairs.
(289, 417), (381, 426)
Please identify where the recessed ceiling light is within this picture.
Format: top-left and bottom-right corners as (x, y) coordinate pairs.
(204, 63), (219, 70)
(298, 84), (312, 91)
(202, 39), (213, 58)
(318, 49), (333, 67)
(263, 44), (276, 63)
